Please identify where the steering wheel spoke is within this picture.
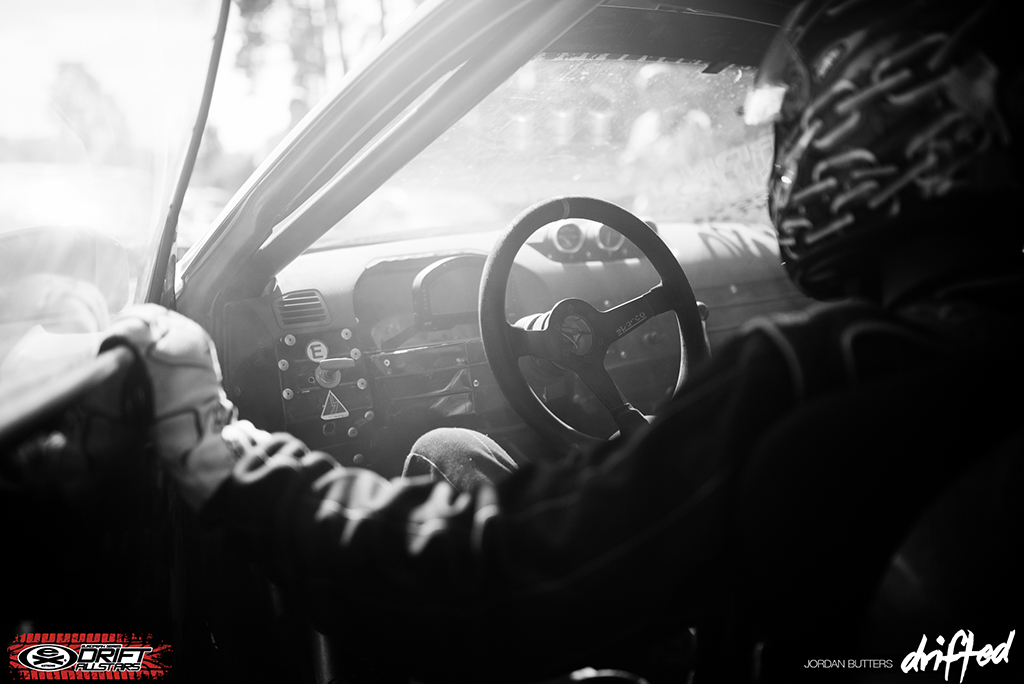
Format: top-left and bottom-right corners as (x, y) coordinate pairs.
(508, 317), (558, 361)
(593, 284), (672, 341)
(564, 357), (650, 435)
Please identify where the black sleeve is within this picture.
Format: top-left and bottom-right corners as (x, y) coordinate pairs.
(202, 330), (798, 683)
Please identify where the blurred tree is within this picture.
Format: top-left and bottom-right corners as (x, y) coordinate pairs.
(234, 0), (338, 121)
(287, 0), (327, 123)
(324, 0), (350, 75)
(49, 62), (133, 165)
(232, 0), (424, 120)
(234, 0), (276, 81)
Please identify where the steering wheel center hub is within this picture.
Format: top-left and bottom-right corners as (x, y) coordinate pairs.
(560, 314), (594, 356)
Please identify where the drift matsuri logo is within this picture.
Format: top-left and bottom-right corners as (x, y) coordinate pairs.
(8, 633), (171, 679)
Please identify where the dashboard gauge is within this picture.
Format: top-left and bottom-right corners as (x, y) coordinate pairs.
(595, 224), (626, 252)
(551, 222), (585, 254)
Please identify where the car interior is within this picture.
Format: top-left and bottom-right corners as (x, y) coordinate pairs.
(2, 0), (1020, 682)
(180, 0), (810, 474)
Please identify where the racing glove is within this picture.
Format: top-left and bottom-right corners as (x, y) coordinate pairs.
(100, 304), (269, 509)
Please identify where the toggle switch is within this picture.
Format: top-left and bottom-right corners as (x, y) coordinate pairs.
(315, 357), (356, 388)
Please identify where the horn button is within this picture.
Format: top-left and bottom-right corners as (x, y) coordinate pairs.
(560, 314), (594, 356)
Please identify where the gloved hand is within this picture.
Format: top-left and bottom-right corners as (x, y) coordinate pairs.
(99, 304), (269, 509)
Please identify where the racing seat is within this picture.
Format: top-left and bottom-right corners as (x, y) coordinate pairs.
(858, 432), (1022, 681)
(715, 359), (1023, 684)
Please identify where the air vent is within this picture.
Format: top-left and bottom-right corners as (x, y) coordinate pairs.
(273, 290), (330, 329)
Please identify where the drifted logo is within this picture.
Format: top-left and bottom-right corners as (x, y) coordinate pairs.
(8, 633), (171, 679)
(901, 630), (1014, 682)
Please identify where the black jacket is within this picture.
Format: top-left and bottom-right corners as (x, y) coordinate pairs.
(205, 295), (1023, 683)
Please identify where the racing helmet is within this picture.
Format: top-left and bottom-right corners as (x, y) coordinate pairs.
(745, 0), (1021, 299)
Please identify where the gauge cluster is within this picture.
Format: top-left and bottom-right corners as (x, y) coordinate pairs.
(528, 219), (655, 263)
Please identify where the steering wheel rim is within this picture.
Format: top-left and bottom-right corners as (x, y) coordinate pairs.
(480, 196), (707, 454)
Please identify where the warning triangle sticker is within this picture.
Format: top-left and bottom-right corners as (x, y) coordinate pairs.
(321, 390), (349, 420)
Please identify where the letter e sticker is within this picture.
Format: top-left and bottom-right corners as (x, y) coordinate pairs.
(306, 340), (329, 362)
(321, 390), (349, 420)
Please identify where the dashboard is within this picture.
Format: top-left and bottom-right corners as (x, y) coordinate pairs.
(219, 222), (809, 476)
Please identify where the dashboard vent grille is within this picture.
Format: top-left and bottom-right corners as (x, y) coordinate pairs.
(273, 290), (330, 328)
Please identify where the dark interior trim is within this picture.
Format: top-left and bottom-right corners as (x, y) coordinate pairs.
(544, 4), (783, 65)
(0, 346), (135, 455)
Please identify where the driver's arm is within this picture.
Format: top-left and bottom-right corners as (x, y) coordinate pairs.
(110, 304), (797, 683)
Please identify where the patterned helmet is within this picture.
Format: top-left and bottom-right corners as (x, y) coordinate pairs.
(745, 0), (1020, 299)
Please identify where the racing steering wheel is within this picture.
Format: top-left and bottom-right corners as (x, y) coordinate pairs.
(480, 196), (708, 454)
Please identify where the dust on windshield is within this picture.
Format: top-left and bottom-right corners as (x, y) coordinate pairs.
(314, 59), (773, 248)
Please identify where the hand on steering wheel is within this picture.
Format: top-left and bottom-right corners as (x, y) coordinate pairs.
(480, 197), (708, 454)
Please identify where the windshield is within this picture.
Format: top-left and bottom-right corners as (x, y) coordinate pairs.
(313, 58), (773, 249)
(0, 0), (221, 389)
